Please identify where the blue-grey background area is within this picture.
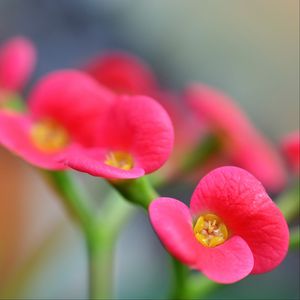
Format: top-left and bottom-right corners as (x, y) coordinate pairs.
(0, 0), (299, 299)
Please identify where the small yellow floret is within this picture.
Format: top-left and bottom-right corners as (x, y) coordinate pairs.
(104, 151), (134, 170)
(31, 119), (69, 153)
(194, 213), (228, 247)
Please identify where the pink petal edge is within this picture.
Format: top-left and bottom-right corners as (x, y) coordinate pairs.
(149, 198), (199, 265)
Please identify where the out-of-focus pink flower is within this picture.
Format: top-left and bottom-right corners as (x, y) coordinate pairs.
(0, 36), (36, 92)
(149, 166), (289, 284)
(60, 94), (174, 179)
(85, 51), (158, 95)
(0, 70), (114, 169)
(282, 131), (300, 175)
(185, 83), (287, 193)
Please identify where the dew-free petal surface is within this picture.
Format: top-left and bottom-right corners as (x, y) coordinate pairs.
(86, 51), (158, 95)
(149, 198), (199, 265)
(190, 166), (289, 274)
(195, 235), (254, 284)
(0, 112), (66, 169)
(28, 70), (115, 146)
(59, 147), (145, 179)
(97, 95), (174, 174)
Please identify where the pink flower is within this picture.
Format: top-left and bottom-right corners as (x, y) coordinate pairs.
(84, 52), (200, 180)
(59, 94), (174, 179)
(0, 70), (113, 169)
(0, 36), (36, 92)
(149, 166), (289, 284)
(282, 130), (300, 175)
(185, 83), (287, 193)
(85, 51), (158, 95)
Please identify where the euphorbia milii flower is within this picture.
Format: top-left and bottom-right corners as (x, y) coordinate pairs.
(0, 70), (113, 169)
(60, 94), (174, 179)
(149, 166), (289, 284)
(0, 36), (36, 92)
(85, 52), (201, 180)
(85, 51), (193, 150)
(185, 83), (287, 193)
(282, 130), (300, 175)
(85, 51), (158, 95)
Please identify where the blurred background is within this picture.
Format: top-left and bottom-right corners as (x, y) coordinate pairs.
(0, 0), (299, 299)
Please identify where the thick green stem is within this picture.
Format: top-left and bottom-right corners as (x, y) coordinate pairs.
(169, 258), (189, 299)
(111, 176), (220, 300)
(44, 171), (93, 231)
(44, 171), (134, 300)
(110, 176), (159, 209)
(86, 225), (114, 300)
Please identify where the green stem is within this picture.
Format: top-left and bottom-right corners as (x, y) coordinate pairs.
(182, 274), (221, 299)
(180, 134), (222, 175)
(86, 225), (114, 299)
(44, 171), (93, 231)
(169, 258), (189, 299)
(277, 183), (299, 222)
(0, 91), (26, 112)
(44, 171), (134, 299)
(110, 176), (159, 209)
(111, 176), (220, 300)
(289, 227), (300, 250)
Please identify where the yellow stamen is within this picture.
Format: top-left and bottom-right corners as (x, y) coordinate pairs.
(194, 213), (228, 247)
(31, 119), (69, 153)
(104, 151), (134, 170)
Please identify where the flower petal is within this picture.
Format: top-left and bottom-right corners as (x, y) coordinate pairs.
(59, 147), (145, 179)
(96, 95), (174, 175)
(190, 166), (289, 274)
(149, 198), (199, 265)
(85, 51), (158, 95)
(185, 84), (287, 192)
(28, 70), (115, 146)
(0, 111), (66, 169)
(195, 235), (254, 284)
(0, 36), (36, 91)
(282, 130), (300, 175)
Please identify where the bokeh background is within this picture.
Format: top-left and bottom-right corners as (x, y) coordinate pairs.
(0, 0), (299, 299)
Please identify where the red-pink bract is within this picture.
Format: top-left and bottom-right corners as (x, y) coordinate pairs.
(0, 70), (114, 170)
(282, 131), (300, 175)
(0, 37), (36, 91)
(85, 51), (158, 95)
(185, 83), (287, 193)
(149, 167), (289, 283)
(85, 51), (196, 179)
(60, 95), (174, 179)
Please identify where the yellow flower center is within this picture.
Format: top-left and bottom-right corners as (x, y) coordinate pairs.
(104, 151), (134, 170)
(31, 119), (70, 153)
(193, 213), (228, 248)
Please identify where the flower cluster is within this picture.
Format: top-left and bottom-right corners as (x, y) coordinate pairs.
(185, 84), (287, 193)
(0, 69), (174, 179)
(83, 52), (288, 193)
(0, 37), (293, 288)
